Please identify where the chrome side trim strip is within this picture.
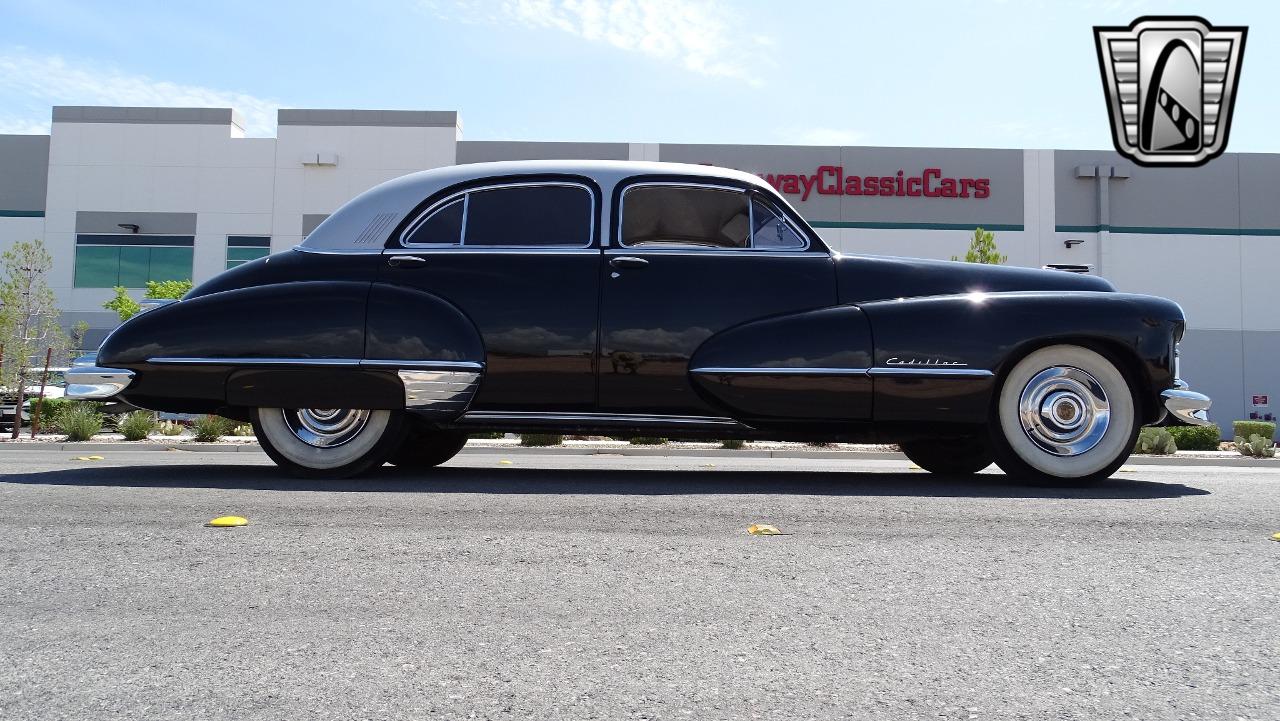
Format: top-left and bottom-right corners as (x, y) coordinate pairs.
(65, 366), (135, 400)
(692, 366), (870, 376)
(460, 411), (743, 426)
(147, 357), (484, 372)
(867, 367), (996, 379)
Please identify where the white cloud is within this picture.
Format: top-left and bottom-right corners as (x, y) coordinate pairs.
(426, 0), (770, 83)
(0, 116), (51, 135)
(0, 52), (283, 136)
(787, 127), (868, 146)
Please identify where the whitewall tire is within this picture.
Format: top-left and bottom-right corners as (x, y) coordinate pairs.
(252, 407), (406, 478)
(990, 345), (1139, 485)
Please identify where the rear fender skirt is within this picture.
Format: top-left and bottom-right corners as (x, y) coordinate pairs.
(688, 305), (874, 422)
(226, 368), (404, 409)
(860, 291), (1184, 423)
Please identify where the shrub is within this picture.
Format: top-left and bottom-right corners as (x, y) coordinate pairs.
(1164, 424), (1222, 451)
(469, 431), (504, 439)
(158, 420), (185, 436)
(1235, 434), (1276, 458)
(231, 423), (254, 437)
(1232, 420), (1276, 442)
(520, 433), (562, 447)
(60, 402), (104, 442)
(629, 437), (668, 445)
(118, 411), (157, 441)
(29, 396), (72, 432)
(1134, 427), (1177, 455)
(191, 415), (236, 442)
(720, 439), (745, 450)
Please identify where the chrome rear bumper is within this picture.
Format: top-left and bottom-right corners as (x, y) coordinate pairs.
(1161, 388), (1212, 426)
(65, 367), (134, 400)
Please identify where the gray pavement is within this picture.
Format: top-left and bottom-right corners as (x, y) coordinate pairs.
(1, 448), (1277, 720)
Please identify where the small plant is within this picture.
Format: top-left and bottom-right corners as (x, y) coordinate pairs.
(118, 411), (157, 441)
(520, 433), (563, 447)
(720, 439), (745, 450)
(1134, 427), (1177, 455)
(231, 423), (254, 437)
(1235, 434), (1276, 458)
(469, 431), (504, 439)
(951, 226), (1007, 264)
(29, 396), (71, 433)
(629, 437), (668, 445)
(191, 415), (236, 442)
(1164, 424), (1222, 451)
(60, 402), (104, 442)
(1232, 420), (1276, 442)
(158, 420), (185, 436)
(805, 441), (833, 447)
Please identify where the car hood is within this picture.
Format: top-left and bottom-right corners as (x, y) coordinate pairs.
(834, 253), (1115, 303)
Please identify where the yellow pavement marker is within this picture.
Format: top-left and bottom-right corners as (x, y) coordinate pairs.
(206, 516), (248, 528)
(498, 459), (513, 465)
(71, 455), (104, 461)
(1271, 532), (1280, 542)
(747, 523), (786, 536)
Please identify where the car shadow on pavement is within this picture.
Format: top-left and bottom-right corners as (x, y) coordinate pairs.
(1, 463), (1209, 499)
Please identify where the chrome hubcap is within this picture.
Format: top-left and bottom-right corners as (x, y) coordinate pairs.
(281, 408), (370, 448)
(1018, 366), (1110, 456)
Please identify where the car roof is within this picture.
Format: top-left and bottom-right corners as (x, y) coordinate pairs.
(300, 160), (778, 252)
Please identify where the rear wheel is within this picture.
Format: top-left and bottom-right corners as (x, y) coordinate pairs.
(988, 345), (1139, 486)
(900, 436), (993, 475)
(252, 407), (406, 478)
(389, 428), (469, 468)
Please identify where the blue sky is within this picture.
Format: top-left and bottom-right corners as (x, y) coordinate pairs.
(0, 0), (1275, 151)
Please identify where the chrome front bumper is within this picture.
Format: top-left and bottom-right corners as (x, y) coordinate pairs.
(1162, 387), (1212, 426)
(65, 367), (134, 400)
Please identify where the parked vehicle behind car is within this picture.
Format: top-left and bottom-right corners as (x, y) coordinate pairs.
(68, 160), (1211, 482)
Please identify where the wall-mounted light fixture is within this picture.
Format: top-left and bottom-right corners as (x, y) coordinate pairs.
(117, 223), (140, 234)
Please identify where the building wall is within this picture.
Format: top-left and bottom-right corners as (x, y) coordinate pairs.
(1, 104), (1275, 430)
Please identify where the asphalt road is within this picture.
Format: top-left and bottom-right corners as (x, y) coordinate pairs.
(1, 448), (1277, 720)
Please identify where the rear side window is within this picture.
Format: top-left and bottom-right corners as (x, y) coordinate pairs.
(403, 198), (463, 245)
(464, 185), (592, 247)
(621, 186), (750, 249)
(403, 183), (593, 247)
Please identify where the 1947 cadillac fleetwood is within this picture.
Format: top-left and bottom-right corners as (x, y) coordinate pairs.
(67, 160), (1211, 482)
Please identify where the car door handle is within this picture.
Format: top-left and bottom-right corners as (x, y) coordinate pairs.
(609, 256), (649, 269)
(387, 255), (427, 268)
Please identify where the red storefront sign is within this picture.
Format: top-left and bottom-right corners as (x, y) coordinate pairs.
(759, 166), (990, 202)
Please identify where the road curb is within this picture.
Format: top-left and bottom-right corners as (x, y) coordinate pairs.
(0, 440), (1275, 467)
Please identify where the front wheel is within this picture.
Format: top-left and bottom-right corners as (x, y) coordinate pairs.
(989, 345), (1139, 486)
(900, 436), (993, 475)
(252, 407), (407, 478)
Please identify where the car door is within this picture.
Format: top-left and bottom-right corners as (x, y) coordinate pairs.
(599, 180), (844, 417)
(377, 179), (601, 412)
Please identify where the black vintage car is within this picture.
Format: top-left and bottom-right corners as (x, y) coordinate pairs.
(67, 161), (1210, 482)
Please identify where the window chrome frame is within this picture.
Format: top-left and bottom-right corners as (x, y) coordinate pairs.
(616, 181), (810, 252)
(398, 180), (596, 250)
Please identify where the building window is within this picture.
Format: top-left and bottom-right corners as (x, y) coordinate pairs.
(73, 234), (195, 288)
(226, 235), (271, 269)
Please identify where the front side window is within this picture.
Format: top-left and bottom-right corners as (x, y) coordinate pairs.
(73, 235), (194, 288)
(621, 186), (750, 249)
(750, 198), (807, 249)
(403, 184), (592, 247)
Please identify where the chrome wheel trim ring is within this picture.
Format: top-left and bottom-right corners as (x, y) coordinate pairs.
(281, 408), (371, 448)
(1017, 366), (1111, 457)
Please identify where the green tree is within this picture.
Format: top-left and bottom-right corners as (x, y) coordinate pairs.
(0, 239), (67, 438)
(951, 226), (1007, 264)
(103, 279), (193, 321)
